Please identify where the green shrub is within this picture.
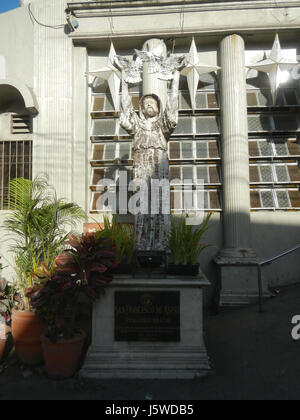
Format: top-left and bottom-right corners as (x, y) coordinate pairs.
(168, 213), (212, 265)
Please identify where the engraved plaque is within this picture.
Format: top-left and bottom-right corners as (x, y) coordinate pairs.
(115, 291), (180, 342)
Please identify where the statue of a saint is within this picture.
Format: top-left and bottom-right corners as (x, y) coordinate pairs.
(119, 69), (180, 252)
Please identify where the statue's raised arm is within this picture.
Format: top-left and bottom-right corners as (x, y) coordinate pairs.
(163, 70), (181, 135)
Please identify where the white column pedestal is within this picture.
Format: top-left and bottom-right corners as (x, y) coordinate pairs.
(216, 34), (265, 306)
(215, 263), (269, 307)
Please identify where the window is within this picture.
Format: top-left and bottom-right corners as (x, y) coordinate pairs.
(249, 138), (300, 159)
(91, 142), (132, 164)
(171, 188), (221, 212)
(249, 163), (300, 184)
(250, 189), (300, 210)
(169, 140), (220, 160)
(89, 57), (222, 215)
(90, 166), (133, 213)
(0, 141), (32, 209)
(169, 165), (221, 185)
(247, 81), (300, 211)
(179, 91), (220, 111)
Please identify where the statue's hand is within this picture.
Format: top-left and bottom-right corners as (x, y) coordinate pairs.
(171, 69), (180, 83)
(176, 55), (188, 72)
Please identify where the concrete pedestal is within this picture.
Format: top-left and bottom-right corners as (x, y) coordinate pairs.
(215, 258), (270, 306)
(80, 272), (210, 379)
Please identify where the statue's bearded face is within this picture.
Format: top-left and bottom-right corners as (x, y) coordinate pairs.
(142, 96), (159, 118)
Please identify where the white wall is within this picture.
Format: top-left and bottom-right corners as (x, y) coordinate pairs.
(0, 7), (33, 86)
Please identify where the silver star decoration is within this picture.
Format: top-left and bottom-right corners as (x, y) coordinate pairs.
(247, 34), (299, 103)
(181, 38), (221, 110)
(87, 42), (121, 111)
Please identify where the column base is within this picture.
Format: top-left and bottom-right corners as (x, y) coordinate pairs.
(215, 250), (270, 307)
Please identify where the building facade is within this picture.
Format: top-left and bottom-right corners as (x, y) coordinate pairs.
(1, 0), (300, 306)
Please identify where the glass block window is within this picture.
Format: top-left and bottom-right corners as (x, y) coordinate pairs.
(277, 88), (300, 106)
(274, 141), (288, 156)
(249, 163), (300, 184)
(289, 190), (300, 207)
(247, 88), (300, 108)
(248, 114), (273, 132)
(119, 143), (131, 160)
(169, 165), (221, 185)
(91, 143), (132, 163)
(288, 138), (300, 155)
(248, 113), (300, 133)
(173, 117), (193, 136)
(179, 91), (220, 111)
(0, 140), (32, 210)
(250, 189), (300, 210)
(171, 188), (221, 212)
(249, 138), (300, 158)
(248, 84), (300, 211)
(169, 140), (220, 160)
(276, 190), (290, 208)
(91, 95), (118, 114)
(259, 165), (273, 182)
(92, 119), (116, 137)
(261, 190), (275, 208)
(273, 113), (300, 132)
(196, 115), (220, 135)
(258, 140), (273, 157)
(247, 89), (273, 107)
(90, 70), (222, 214)
(90, 166), (133, 213)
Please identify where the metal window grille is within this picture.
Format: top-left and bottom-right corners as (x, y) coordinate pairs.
(0, 140), (32, 210)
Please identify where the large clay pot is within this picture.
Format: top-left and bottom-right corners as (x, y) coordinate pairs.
(41, 330), (86, 379)
(11, 309), (44, 365)
(0, 325), (11, 362)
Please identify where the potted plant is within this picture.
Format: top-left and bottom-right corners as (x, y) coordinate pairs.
(167, 213), (212, 276)
(0, 274), (14, 363)
(27, 232), (116, 379)
(3, 175), (86, 365)
(96, 215), (136, 274)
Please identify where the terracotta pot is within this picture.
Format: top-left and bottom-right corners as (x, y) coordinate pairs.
(0, 325), (11, 363)
(11, 309), (44, 365)
(41, 330), (86, 379)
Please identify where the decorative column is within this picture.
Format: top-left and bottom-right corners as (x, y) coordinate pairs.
(219, 34), (255, 259)
(142, 39), (168, 108)
(215, 35), (267, 306)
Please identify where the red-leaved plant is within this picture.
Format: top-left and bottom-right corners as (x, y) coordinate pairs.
(26, 233), (117, 342)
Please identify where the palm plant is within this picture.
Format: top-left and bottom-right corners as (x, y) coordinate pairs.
(168, 213), (212, 266)
(3, 175), (87, 310)
(96, 215), (136, 265)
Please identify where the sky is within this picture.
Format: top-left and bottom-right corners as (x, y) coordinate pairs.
(0, 0), (20, 14)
